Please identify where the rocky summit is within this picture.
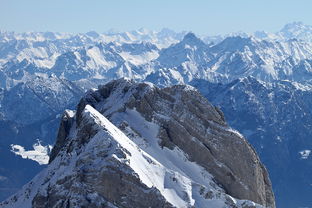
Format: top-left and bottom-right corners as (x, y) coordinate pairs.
(1, 79), (275, 208)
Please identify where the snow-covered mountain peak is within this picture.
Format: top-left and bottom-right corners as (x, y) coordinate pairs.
(211, 36), (256, 53)
(153, 32), (212, 72)
(136, 27), (152, 34)
(85, 31), (100, 39)
(281, 21), (307, 34)
(180, 32), (206, 47)
(77, 79), (275, 205)
(1, 79), (275, 207)
(158, 28), (179, 37)
(279, 21), (312, 41)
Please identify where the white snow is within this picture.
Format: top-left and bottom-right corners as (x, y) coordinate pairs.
(119, 51), (159, 65)
(86, 46), (117, 70)
(65, 109), (76, 118)
(276, 136), (282, 142)
(299, 150), (311, 159)
(10, 140), (52, 165)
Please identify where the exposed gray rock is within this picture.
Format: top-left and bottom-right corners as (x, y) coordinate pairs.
(49, 110), (75, 163)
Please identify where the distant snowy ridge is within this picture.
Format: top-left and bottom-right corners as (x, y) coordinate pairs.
(1, 22), (312, 90)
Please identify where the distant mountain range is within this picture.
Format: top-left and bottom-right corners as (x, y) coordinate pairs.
(1, 22), (312, 207)
(1, 22), (312, 89)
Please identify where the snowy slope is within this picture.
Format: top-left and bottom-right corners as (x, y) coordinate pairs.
(50, 42), (159, 81)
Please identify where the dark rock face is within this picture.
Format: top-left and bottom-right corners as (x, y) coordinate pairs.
(49, 110), (75, 163)
(77, 79), (275, 207)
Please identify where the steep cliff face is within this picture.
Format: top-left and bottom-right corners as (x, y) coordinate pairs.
(191, 77), (312, 208)
(1, 79), (275, 208)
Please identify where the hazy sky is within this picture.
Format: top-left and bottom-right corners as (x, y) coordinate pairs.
(0, 0), (311, 35)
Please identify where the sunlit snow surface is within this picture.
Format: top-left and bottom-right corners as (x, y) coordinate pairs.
(10, 140), (52, 165)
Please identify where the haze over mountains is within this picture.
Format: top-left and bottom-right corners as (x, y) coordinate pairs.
(1, 22), (312, 207)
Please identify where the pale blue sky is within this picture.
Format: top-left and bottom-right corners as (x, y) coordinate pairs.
(0, 0), (311, 35)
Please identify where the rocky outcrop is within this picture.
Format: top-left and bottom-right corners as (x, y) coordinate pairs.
(1, 79), (275, 208)
(49, 110), (75, 163)
(31, 106), (173, 208)
(75, 78), (275, 207)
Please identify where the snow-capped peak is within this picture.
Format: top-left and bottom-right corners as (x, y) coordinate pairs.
(279, 21), (312, 41)
(1, 80), (275, 207)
